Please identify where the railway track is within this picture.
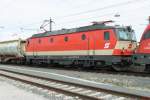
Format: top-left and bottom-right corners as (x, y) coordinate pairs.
(3, 63), (150, 78)
(23, 65), (150, 79)
(0, 65), (149, 100)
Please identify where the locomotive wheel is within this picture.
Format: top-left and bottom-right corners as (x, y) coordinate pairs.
(145, 64), (150, 72)
(112, 64), (128, 71)
(128, 65), (146, 72)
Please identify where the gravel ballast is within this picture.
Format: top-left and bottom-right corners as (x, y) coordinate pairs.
(2, 64), (150, 92)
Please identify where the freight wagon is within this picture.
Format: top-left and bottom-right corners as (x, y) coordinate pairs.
(0, 39), (26, 63)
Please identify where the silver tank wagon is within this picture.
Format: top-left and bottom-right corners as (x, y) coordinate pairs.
(0, 39), (26, 62)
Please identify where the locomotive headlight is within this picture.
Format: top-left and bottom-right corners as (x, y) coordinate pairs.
(121, 48), (125, 54)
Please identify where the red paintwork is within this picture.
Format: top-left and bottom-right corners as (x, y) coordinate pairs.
(113, 49), (123, 55)
(137, 24), (150, 54)
(113, 49), (133, 55)
(26, 29), (117, 54)
(26, 28), (134, 56)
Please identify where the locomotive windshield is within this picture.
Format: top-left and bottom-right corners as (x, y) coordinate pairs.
(116, 28), (136, 41)
(142, 30), (150, 40)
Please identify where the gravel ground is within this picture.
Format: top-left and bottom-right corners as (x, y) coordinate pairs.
(0, 76), (77, 100)
(0, 77), (49, 100)
(3, 64), (150, 92)
(40, 68), (150, 92)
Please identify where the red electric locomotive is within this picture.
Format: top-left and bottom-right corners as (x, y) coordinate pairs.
(25, 21), (137, 70)
(133, 17), (150, 72)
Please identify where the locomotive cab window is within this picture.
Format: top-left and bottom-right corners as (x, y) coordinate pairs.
(116, 28), (136, 41)
(104, 31), (110, 40)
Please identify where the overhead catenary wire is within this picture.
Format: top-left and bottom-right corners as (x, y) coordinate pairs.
(15, 0), (149, 33)
(20, 0), (146, 28)
(54, 0), (146, 20)
(55, 2), (150, 27)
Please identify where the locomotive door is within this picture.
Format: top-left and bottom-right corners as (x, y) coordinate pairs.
(103, 31), (110, 49)
(87, 34), (95, 56)
(33, 39), (37, 57)
(33, 40), (35, 57)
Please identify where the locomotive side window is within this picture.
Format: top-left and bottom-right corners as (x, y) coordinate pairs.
(49, 38), (53, 43)
(142, 30), (150, 40)
(38, 39), (41, 44)
(81, 34), (86, 40)
(104, 31), (110, 40)
(64, 36), (68, 42)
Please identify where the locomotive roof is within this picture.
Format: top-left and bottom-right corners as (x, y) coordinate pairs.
(0, 39), (26, 43)
(31, 24), (115, 38)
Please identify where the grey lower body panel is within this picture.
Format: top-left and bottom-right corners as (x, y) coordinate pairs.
(132, 54), (150, 65)
(26, 55), (131, 65)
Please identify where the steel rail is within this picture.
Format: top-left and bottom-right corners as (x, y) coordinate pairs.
(0, 72), (98, 100)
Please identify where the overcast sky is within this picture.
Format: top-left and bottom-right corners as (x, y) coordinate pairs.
(0, 0), (149, 41)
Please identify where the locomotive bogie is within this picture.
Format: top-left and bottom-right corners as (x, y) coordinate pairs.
(133, 54), (150, 67)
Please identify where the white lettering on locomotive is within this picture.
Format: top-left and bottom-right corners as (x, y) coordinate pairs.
(104, 43), (110, 49)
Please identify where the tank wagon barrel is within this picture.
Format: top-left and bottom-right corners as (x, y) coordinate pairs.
(0, 39), (26, 62)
